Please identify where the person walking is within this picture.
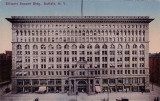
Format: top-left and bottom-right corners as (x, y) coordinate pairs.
(34, 97), (39, 101)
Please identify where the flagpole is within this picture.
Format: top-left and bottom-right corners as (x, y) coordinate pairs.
(81, 0), (83, 16)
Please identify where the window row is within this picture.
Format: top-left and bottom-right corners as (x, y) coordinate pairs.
(15, 69), (146, 77)
(16, 62), (145, 70)
(21, 50), (145, 55)
(14, 24), (147, 29)
(16, 43), (145, 50)
(16, 30), (146, 36)
(21, 56), (145, 63)
(16, 36), (146, 43)
(16, 77), (145, 86)
(16, 50), (145, 56)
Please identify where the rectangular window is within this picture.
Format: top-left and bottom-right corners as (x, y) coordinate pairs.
(110, 57), (115, 62)
(95, 57), (100, 62)
(64, 51), (69, 55)
(102, 64), (107, 68)
(125, 57), (130, 61)
(102, 57), (107, 62)
(110, 51), (115, 55)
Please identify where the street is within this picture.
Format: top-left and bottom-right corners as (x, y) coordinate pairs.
(0, 84), (159, 101)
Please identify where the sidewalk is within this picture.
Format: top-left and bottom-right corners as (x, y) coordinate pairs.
(0, 84), (159, 101)
(0, 92), (151, 101)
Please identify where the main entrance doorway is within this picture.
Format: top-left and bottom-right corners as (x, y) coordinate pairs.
(78, 80), (87, 93)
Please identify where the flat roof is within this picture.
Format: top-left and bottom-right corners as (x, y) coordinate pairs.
(6, 16), (154, 23)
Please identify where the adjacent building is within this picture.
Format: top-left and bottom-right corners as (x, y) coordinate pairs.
(6, 16), (153, 94)
(0, 51), (12, 83)
(149, 53), (160, 86)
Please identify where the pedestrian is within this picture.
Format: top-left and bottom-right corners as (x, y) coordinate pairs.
(35, 97), (39, 101)
(141, 90), (143, 94)
(156, 97), (159, 101)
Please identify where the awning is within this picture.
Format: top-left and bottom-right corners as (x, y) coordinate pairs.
(95, 86), (101, 92)
(19, 72), (22, 75)
(24, 72), (27, 75)
(37, 87), (46, 93)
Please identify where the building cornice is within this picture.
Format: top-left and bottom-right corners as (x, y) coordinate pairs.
(6, 16), (154, 23)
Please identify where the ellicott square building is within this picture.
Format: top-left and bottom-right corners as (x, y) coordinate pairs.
(6, 16), (153, 94)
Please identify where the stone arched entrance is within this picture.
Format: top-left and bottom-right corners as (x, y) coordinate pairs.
(77, 80), (87, 93)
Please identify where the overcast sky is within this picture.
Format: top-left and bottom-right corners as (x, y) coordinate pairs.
(0, 0), (160, 53)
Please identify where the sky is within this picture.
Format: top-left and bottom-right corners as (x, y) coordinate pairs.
(0, 0), (160, 53)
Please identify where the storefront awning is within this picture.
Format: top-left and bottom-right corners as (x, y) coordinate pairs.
(24, 72), (27, 74)
(95, 86), (101, 92)
(37, 87), (46, 93)
(18, 72), (22, 75)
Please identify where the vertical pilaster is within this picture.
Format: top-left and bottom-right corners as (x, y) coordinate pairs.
(88, 79), (91, 94)
(11, 79), (17, 94)
(68, 79), (72, 95)
(61, 79), (65, 93)
(74, 79), (77, 94)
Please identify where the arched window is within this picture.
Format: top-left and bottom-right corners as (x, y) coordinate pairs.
(40, 38), (43, 42)
(101, 30), (104, 34)
(36, 38), (39, 42)
(110, 44), (115, 49)
(64, 44), (69, 49)
(33, 45), (38, 50)
(55, 30), (58, 35)
(17, 44), (22, 49)
(126, 44), (130, 49)
(71, 44), (77, 49)
(63, 30), (66, 34)
(109, 30), (112, 35)
(105, 30), (108, 35)
(95, 44), (100, 49)
(56, 44), (62, 49)
(67, 30), (70, 35)
(143, 30), (145, 35)
(120, 30), (123, 35)
(139, 30), (141, 35)
(59, 30), (62, 34)
(133, 44), (137, 49)
(71, 30), (74, 35)
(135, 30), (138, 35)
(102, 44), (107, 49)
(48, 44), (54, 50)
(132, 30), (134, 35)
(140, 44), (145, 49)
(82, 30), (85, 33)
(86, 30), (89, 34)
(118, 44), (122, 49)
(25, 44), (30, 49)
(90, 30), (93, 34)
(87, 44), (92, 49)
(41, 44), (46, 49)
(79, 44), (85, 49)
(124, 30), (127, 35)
(16, 30), (19, 36)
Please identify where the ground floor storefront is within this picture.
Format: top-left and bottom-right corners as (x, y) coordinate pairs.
(12, 77), (148, 94)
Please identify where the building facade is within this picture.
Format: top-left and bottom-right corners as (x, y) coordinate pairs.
(149, 53), (160, 86)
(6, 16), (153, 94)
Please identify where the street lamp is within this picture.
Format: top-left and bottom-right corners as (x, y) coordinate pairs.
(76, 91), (78, 101)
(107, 84), (110, 101)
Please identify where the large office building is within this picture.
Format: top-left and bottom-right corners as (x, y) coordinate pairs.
(6, 16), (153, 94)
